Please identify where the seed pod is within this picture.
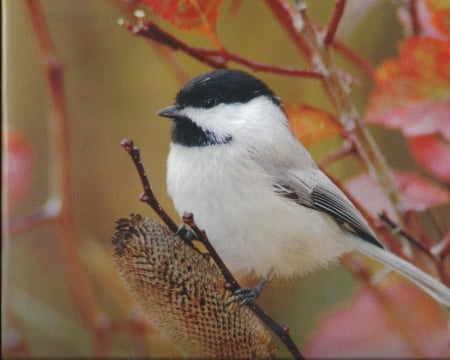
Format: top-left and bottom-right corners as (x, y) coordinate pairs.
(112, 214), (275, 358)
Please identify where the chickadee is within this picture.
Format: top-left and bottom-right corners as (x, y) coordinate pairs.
(158, 69), (450, 306)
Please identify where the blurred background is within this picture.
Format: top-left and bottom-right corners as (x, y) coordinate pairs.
(4, 0), (442, 358)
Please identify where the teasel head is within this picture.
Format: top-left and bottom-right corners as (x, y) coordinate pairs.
(112, 214), (275, 358)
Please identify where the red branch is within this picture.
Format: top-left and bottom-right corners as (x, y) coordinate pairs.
(408, 0), (421, 36)
(120, 17), (322, 79)
(22, 0), (105, 348)
(324, 0), (347, 45)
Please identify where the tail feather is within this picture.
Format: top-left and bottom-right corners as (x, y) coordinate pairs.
(350, 238), (450, 307)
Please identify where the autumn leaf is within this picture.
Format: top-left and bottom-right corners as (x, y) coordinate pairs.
(4, 130), (34, 213)
(417, 0), (450, 39)
(365, 37), (450, 181)
(285, 104), (341, 146)
(408, 134), (450, 182)
(304, 278), (450, 358)
(345, 171), (450, 219)
(140, 0), (222, 33)
(366, 37), (450, 135)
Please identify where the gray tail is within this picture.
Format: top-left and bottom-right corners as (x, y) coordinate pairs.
(351, 238), (450, 307)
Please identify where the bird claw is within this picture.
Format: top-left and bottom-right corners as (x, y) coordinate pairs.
(176, 224), (196, 242)
(227, 278), (268, 306)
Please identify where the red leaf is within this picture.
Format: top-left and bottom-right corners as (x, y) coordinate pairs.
(285, 104), (341, 146)
(345, 171), (450, 219)
(141, 0), (223, 33)
(4, 130), (34, 213)
(366, 36), (450, 180)
(417, 0), (450, 39)
(304, 279), (450, 358)
(366, 37), (450, 141)
(408, 134), (450, 182)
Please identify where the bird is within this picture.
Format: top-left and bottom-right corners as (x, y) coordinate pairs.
(157, 68), (450, 306)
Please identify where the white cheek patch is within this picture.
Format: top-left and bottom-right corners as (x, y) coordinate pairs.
(179, 103), (243, 138)
(178, 97), (281, 140)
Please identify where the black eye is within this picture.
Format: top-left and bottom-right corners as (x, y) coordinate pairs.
(203, 97), (217, 108)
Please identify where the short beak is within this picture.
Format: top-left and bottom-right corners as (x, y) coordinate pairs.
(157, 105), (180, 118)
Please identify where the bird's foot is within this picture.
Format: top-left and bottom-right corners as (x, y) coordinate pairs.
(227, 278), (268, 306)
(176, 223), (196, 242)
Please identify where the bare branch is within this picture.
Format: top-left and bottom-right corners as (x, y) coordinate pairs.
(120, 17), (322, 79)
(332, 40), (376, 77)
(23, 0), (103, 339)
(120, 138), (179, 233)
(323, 0), (347, 45)
(379, 212), (435, 260)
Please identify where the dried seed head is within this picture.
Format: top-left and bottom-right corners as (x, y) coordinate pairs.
(112, 214), (275, 358)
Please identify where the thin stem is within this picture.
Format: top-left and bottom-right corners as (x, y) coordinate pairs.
(319, 140), (355, 168)
(379, 212), (434, 260)
(120, 138), (178, 233)
(332, 40), (375, 77)
(225, 50), (322, 78)
(182, 212), (240, 292)
(120, 17), (322, 79)
(23, 0), (103, 338)
(250, 306), (304, 360)
(437, 235), (450, 260)
(408, 0), (421, 36)
(323, 0), (346, 45)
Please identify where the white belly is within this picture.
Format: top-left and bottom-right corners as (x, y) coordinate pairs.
(167, 144), (354, 279)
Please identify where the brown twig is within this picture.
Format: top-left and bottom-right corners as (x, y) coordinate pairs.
(121, 138), (304, 360)
(437, 234), (450, 261)
(22, 0), (104, 345)
(379, 212), (434, 260)
(319, 139), (355, 168)
(408, 0), (421, 36)
(182, 212), (240, 292)
(322, 3), (376, 78)
(332, 40), (376, 78)
(120, 138), (178, 233)
(379, 212), (450, 286)
(435, 233), (450, 286)
(323, 0), (347, 45)
(120, 16), (322, 79)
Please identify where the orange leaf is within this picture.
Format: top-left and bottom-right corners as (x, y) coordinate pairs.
(305, 279), (450, 358)
(141, 0), (223, 33)
(285, 104), (341, 146)
(366, 37), (450, 141)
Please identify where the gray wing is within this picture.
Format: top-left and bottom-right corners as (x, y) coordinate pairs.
(271, 168), (383, 249)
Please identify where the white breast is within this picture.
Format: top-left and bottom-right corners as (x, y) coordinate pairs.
(167, 143), (354, 280)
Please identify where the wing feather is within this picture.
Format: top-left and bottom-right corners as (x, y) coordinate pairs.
(311, 183), (383, 248)
(254, 147), (383, 249)
(274, 169), (383, 248)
